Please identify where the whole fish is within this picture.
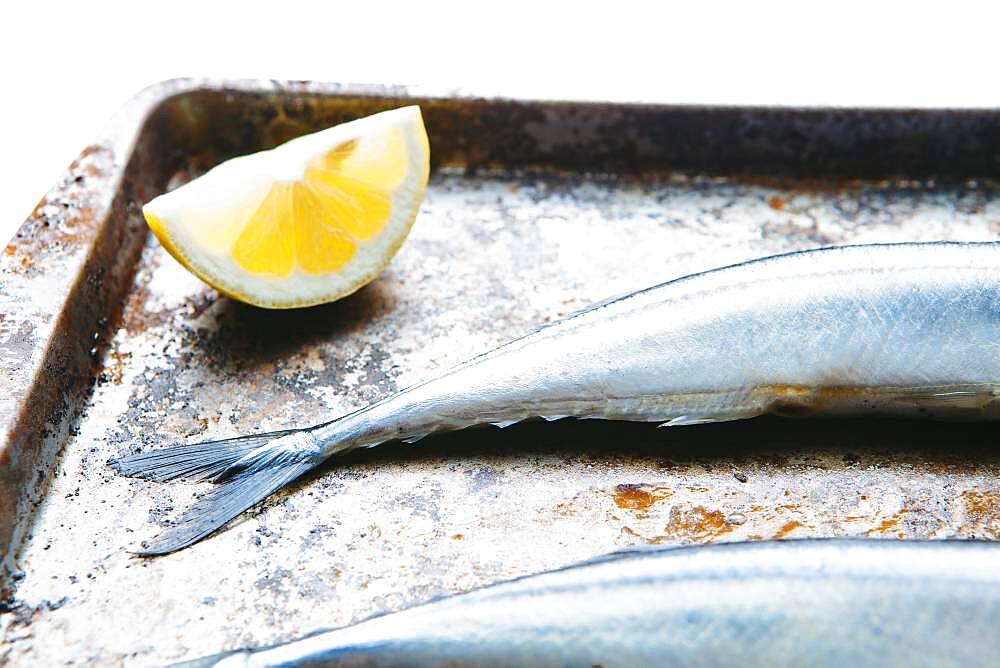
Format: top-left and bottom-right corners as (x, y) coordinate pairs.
(174, 538), (1000, 667)
(113, 241), (1000, 554)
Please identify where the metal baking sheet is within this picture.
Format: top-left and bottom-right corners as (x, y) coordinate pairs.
(3, 80), (1000, 665)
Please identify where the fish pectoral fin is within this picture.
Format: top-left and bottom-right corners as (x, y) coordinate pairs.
(659, 407), (765, 428)
(491, 415), (567, 428)
(897, 388), (1000, 410)
(660, 415), (716, 427)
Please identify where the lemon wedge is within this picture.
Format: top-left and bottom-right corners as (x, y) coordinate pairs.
(143, 105), (430, 308)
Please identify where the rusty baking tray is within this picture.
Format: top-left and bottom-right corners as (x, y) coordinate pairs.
(3, 79), (1000, 664)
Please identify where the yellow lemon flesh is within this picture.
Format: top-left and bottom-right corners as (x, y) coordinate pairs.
(143, 106), (430, 308)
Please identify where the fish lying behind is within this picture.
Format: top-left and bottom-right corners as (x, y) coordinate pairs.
(112, 241), (1000, 554)
(174, 538), (1000, 667)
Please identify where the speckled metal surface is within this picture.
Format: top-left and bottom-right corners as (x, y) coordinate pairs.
(3, 80), (1000, 665)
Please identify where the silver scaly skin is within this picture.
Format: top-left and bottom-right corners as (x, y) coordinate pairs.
(175, 539), (1000, 667)
(112, 242), (1000, 553)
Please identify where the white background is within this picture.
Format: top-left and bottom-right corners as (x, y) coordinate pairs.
(3, 1), (1000, 245)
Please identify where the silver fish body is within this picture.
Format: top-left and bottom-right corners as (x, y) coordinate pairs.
(113, 242), (1000, 553)
(319, 240), (1000, 448)
(178, 538), (1000, 667)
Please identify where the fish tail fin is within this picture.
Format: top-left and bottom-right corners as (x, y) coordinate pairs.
(110, 429), (325, 556)
(109, 428), (299, 483)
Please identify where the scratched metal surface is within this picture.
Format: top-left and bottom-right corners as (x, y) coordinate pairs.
(3, 81), (1000, 665)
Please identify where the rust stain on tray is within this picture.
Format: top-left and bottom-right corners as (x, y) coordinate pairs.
(864, 517), (901, 536)
(659, 506), (733, 543)
(961, 491), (1000, 538)
(774, 520), (807, 539)
(613, 484), (673, 511)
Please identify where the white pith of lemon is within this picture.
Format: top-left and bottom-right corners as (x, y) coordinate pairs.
(143, 105), (430, 309)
